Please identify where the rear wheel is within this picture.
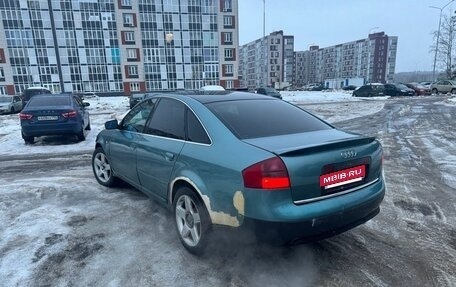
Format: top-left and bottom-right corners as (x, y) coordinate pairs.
(92, 147), (117, 186)
(85, 119), (91, 130)
(173, 187), (211, 255)
(432, 88), (438, 94)
(77, 127), (86, 141)
(451, 88), (456, 94)
(22, 132), (34, 144)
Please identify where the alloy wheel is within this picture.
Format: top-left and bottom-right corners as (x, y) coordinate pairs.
(175, 195), (202, 247)
(94, 152), (112, 183)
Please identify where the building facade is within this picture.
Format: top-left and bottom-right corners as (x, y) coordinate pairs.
(0, 0), (239, 95)
(294, 32), (398, 88)
(239, 30), (294, 89)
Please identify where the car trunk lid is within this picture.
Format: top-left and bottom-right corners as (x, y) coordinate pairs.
(243, 129), (383, 203)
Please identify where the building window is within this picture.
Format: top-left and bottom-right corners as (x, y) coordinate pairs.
(120, 0), (132, 8)
(130, 82), (140, 91)
(225, 80), (233, 89)
(0, 49), (5, 63)
(123, 13), (135, 27)
(222, 0), (232, 12)
(126, 65), (138, 78)
(224, 64), (233, 76)
(123, 31), (135, 44)
(223, 32), (232, 44)
(127, 48), (138, 61)
(0, 68), (4, 81)
(223, 15), (233, 28)
(224, 48), (234, 60)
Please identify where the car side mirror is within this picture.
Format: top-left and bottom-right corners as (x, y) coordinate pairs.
(83, 102), (90, 107)
(104, 119), (119, 130)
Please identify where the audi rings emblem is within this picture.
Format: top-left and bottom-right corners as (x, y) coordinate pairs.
(341, 150), (357, 159)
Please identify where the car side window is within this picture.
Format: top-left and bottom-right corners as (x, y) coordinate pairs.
(144, 98), (185, 140)
(121, 98), (157, 133)
(187, 108), (210, 144)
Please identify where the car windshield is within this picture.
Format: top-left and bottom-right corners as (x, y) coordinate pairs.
(28, 96), (70, 107)
(206, 99), (331, 139)
(0, 97), (12, 103)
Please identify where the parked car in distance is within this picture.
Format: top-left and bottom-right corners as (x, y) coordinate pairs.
(21, 86), (52, 104)
(352, 84), (385, 97)
(256, 87), (282, 99)
(342, 85), (358, 91)
(405, 83), (430, 96)
(19, 94), (90, 144)
(0, 95), (23, 114)
(430, 80), (456, 94)
(92, 92), (385, 255)
(129, 93), (148, 109)
(383, 83), (415, 97)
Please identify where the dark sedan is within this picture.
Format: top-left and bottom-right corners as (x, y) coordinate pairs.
(384, 83), (415, 97)
(256, 87), (282, 99)
(19, 94), (91, 144)
(352, 84), (385, 97)
(92, 92), (385, 255)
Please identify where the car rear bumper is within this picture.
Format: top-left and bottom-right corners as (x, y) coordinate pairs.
(240, 176), (385, 243)
(21, 122), (83, 137)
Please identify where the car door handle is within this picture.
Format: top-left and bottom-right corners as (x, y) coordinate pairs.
(165, 152), (175, 161)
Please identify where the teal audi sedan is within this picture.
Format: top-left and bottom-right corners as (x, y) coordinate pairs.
(92, 92), (385, 254)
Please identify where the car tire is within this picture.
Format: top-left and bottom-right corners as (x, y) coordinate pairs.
(22, 132), (34, 144)
(173, 187), (211, 255)
(85, 119), (91, 130)
(92, 147), (117, 187)
(77, 127), (86, 141)
(451, 89), (456, 94)
(368, 93), (373, 97)
(10, 107), (15, 114)
(432, 88), (438, 94)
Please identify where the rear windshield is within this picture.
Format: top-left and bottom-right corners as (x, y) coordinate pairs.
(206, 99), (331, 139)
(28, 96), (70, 107)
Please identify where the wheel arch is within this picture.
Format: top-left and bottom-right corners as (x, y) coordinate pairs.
(169, 176), (244, 228)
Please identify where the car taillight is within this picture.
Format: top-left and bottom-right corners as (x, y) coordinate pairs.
(19, 113), (33, 120)
(62, 110), (77, 118)
(242, 156), (290, 189)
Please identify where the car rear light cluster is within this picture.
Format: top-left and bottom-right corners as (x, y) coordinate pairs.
(242, 156), (290, 189)
(19, 113), (33, 120)
(62, 110), (77, 118)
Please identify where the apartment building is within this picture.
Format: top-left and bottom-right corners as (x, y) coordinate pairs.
(239, 30), (294, 89)
(294, 32), (398, 88)
(0, 0), (239, 95)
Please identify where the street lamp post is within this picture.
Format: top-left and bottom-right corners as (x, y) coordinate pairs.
(430, 0), (455, 81)
(165, 32), (173, 89)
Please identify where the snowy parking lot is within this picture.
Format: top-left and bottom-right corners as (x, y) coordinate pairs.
(1, 91), (455, 286)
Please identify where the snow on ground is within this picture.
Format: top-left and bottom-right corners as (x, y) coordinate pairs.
(281, 90), (389, 103)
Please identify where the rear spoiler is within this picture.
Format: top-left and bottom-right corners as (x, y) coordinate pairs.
(277, 136), (377, 156)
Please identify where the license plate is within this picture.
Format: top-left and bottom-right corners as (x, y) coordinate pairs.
(320, 165), (366, 189)
(37, 116), (58, 121)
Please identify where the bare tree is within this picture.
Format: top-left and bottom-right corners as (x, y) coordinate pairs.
(430, 14), (456, 79)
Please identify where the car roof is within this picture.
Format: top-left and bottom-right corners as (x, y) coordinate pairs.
(25, 86), (51, 90)
(32, 93), (73, 99)
(149, 91), (275, 104)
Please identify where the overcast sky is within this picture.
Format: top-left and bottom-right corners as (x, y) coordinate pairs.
(238, 0), (456, 73)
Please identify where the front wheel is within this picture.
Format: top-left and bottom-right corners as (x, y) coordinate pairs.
(173, 187), (211, 255)
(10, 107), (15, 114)
(92, 147), (117, 186)
(451, 89), (456, 94)
(432, 88), (438, 94)
(22, 132), (34, 144)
